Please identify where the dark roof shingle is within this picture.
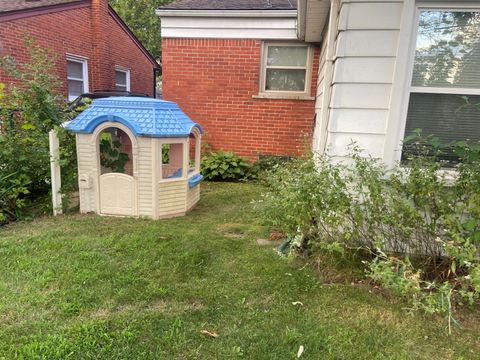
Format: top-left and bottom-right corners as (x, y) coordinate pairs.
(157, 0), (296, 11)
(0, 0), (81, 14)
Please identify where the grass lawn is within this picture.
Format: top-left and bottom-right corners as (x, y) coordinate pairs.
(0, 182), (479, 359)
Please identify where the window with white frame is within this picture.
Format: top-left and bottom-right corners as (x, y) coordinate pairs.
(115, 67), (130, 92)
(402, 8), (480, 163)
(66, 56), (88, 101)
(260, 43), (311, 95)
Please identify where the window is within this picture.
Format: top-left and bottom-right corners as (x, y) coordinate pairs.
(188, 130), (200, 174)
(260, 43), (312, 95)
(161, 143), (184, 180)
(66, 56), (88, 101)
(115, 67), (130, 92)
(402, 9), (480, 162)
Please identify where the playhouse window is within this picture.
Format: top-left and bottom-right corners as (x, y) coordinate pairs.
(260, 43), (312, 95)
(115, 67), (130, 92)
(98, 127), (133, 176)
(161, 143), (184, 179)
(66, 55), (89, 101)
(402, 9), (480, 164)
(188, 132), (200, 173)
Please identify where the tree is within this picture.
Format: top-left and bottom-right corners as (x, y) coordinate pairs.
(109, 0), (173, 60)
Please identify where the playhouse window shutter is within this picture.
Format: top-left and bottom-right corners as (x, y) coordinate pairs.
(403, 10), (480, 162)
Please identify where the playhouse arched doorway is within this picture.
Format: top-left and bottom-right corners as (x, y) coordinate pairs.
(97, 126), (136, 216)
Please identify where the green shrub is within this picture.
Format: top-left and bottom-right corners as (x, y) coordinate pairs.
(201, 150), (254, 181)
(0, 172), (30, 223)
(0, 40), (76, 222)
(260, 141), (480, 330)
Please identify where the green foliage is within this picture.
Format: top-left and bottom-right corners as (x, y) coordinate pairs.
(0, 40), (77, 222)
(109, 0), (173, 59)
(201, 150), (254, 181)
(0, 172), (30, 223)
(162, 143), (170, 164)
(99, 132), (130, 173)
(260, 140), (480, 329)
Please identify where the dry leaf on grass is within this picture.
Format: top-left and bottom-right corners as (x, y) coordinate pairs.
(200, 329), (219, 338)
(297, 345), (305, 358)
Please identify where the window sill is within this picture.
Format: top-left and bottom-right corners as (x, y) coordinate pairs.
(253, 93), (315, 101)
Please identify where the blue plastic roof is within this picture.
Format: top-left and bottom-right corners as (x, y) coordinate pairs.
(66, 97), (203, 138)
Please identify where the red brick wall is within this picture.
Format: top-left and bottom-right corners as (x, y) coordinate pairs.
(162, 38), (319, 160)
(0, 0), (155, 98)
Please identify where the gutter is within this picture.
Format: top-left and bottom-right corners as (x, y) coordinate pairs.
(155, 9), (297, 18)
(297, 0), (307, 41)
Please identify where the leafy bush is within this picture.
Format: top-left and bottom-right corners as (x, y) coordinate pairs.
(201, 150), (254, 181)
(99, 133), (130, 173)
(260, 141), (480, 329)
(0, 40), (76, 222)
(0, 172), (30, 223)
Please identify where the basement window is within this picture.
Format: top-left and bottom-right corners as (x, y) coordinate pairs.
(259, 43), (313, 98)
(66, 55), (89, 101)
(115, 67), (130, 92)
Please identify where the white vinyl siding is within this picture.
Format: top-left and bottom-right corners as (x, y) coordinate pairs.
(317, 0), (404, 161)
(67, 55), (88, 101)
(158, 15), (298, 39)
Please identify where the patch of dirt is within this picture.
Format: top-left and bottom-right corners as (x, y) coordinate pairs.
(256, 238), (281, 246)
(217, 223), (247, 239)
(268, 231), (285, 242)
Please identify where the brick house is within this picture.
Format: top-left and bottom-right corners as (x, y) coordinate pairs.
(157, 0), (320, 160)
(0, 0), (160, 100)
(158, 0), (480, 166)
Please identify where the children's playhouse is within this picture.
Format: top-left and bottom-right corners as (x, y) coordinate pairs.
(66, 97), (203, 219)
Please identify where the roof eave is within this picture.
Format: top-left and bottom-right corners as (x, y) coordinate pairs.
(108, 6), (160, 68)
(155, 9), (297, 18)
(297, 0), (330, 43)
(0, 0), (89, 22)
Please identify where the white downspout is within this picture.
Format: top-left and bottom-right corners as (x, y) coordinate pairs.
(316, 0), (340, 155)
